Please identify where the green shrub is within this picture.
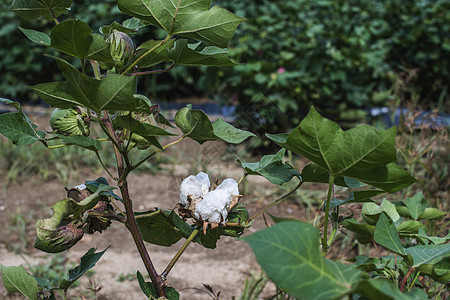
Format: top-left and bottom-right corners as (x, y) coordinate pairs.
(207, 0), (450, 138)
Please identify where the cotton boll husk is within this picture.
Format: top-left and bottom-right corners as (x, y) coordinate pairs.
(194, 189), (231, 223)
(195, 172), (211, 196)
(216, 178), (239, 195)
(180, 175), (202, 207)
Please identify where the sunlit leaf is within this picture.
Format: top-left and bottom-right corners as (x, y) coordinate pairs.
(118, 0), (245, 48)
(374, 213), (406, 255)
(243, 221), (360, 299)
(18, 27), (51, 46)
(10, 0), (72, 20)
(168, 39), (237, 66)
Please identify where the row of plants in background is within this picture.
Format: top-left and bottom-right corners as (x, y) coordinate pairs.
(205, 0), (450, 143)
(0, 0), (448, 299)
(3, 0), (448, 118)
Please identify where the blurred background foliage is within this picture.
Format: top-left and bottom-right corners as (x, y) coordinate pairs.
(1, 0), (449, 132)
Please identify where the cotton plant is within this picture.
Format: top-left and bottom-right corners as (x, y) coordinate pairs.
(179, 172), (242, 233)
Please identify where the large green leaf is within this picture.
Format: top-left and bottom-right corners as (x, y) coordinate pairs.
(50, 20), (113, 62)
(174, 106), (254, 144)
(374, 212), (406, 255)
(9, 0), (71, 20)
(118, 0), (245, 48)
(267, 107), (415, 193)
(136, 39), (175, 68)
(59, 247), (108, 290)
(342, 219), (375, 244)
(168, 39), (237, 66)
(1, 265), (41, 300)
(405, 243), (450, 268)
(243, 221), (360, 300)
(31, 57), (137, 112)
(238, 149), (300, 185)
(0, 98), (45, 145)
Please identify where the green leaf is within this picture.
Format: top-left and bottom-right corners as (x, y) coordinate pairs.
(136, 210), (186, 247)
(212, 118), (255, 143)
(397, 220), (426, 235)
(405, 192), (427, 220)
(118, 0), (245, 48)
(330, 190), (382, 209)
(18, 27), (51, 46)
(374, 212), (406, 255)
(55, 134), (102, 151)
(362, 199), (400, 225)
(175, 106), (253, 144)
(354, 279), (414, 300)
(405, 243), (450, 268)
(238, 149), (300, 185)
(31, 57), (137, 112)
(396, 206), (447, 221)
(100, 18), (146, 35)
(243, 221), (360, 300)
(1, 265), (41, 299)
(50, 20), (113, 62)
(9, 0), (72, 20)
(136, 272), (179, 300)
(59, 247), (108, 290)
(136, 39), (175, 68)
(115, 115), (176, 137)
(267, 106), (415, 193)
(0, 112), (45, 145)
(168, 39), (237, 66)
(342, 219), (375, 244)
(85, 177), (122, 202)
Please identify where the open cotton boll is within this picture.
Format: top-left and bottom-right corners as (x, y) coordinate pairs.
(194, 189), (231, 223)
(179, 172), (211, 207)
(195, 172), (211, 196)
(216, 178), (239, 196)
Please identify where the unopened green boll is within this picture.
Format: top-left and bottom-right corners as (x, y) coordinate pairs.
(50, 107), (90, 136)
(108, 29), (135, 72)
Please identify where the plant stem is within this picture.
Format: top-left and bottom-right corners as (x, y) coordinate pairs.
(400, 267), (414, 292)
(245, 178), (302, 225)
(102, 115), (166, 297)
(131, 135), (186, 172)
(95, 151), (117, 181)
(322, 175), (335, 256)
(129, 63), (176, 76)
(161, 229), (199, 278)
(121, 34), (172, 75)
(237, 173), (248, 185)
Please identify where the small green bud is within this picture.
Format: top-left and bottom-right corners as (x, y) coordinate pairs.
(50, 107), (90, 136)
(108, 29), (135, 72)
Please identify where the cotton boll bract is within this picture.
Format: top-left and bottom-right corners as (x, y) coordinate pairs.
(194, 189), (231, 223)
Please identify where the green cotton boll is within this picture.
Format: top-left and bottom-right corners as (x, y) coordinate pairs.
(50, 108), (90, 136)
(35, 221), (84, 253)
(108, 29), (135, 72)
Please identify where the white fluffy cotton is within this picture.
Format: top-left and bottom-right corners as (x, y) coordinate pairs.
(215, 178), (239, 196)
(179, 172), (210, 207)
(194, 189), (231, 223)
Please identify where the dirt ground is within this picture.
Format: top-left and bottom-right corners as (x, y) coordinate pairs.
(0, 132), (308, 299)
